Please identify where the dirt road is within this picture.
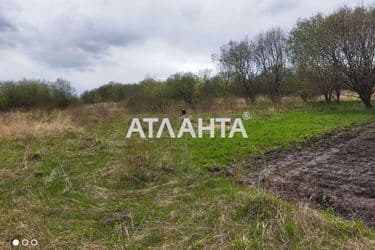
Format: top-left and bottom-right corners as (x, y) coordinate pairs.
(230, 122), (375, 226)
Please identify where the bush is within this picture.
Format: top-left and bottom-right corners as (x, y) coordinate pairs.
(0, 78), (76, 111)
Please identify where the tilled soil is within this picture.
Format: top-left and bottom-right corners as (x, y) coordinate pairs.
(229, 122), (375, 227)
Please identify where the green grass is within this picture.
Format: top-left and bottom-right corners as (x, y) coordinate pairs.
(0, 101), (374, 249)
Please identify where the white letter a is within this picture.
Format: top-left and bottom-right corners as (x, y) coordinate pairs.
(126, 118), (145, 138)
(229, 118), (248, 138)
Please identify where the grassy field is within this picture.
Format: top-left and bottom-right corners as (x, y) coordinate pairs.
(0, 101), (374, 249)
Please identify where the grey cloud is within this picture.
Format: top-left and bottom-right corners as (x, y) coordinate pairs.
(29, 26), (141, 69)
(0, 0), (213, 69)
(0, 0), (361, 91)
(0, 6), (144, 69)
(29, 46), (93, 69)
(0, 15), (15, 31)
(178, 3), (202, 21)
(0, 13), (17, 48)
(76, 29), (142, 54)
(262, 0), (300, 15)
(29, 34), (140, 69)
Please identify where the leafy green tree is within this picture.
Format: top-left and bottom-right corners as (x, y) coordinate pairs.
(166, 73), (199, 109)
(51, 78), (76, 108)
(288, 14), (342, 103)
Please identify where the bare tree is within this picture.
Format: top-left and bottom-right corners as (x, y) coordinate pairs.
(330, 7), (375, 108)
(253, 28), (287, 103)
(213, 38), (257, 104)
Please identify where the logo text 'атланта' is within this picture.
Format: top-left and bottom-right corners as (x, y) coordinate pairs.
(126, 117), (248, 139)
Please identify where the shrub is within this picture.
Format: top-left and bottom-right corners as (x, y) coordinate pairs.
(0, 78), (76, 111)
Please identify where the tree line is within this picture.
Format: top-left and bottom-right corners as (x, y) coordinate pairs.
(0, 78), (77, 111)
(83, 6), (375, 110)
(214, 6), (375, 108)
(289, 7), (375, 108)
(0, 6), (374, 112)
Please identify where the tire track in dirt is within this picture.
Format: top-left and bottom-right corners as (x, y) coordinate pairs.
(229, 122), (375, 226)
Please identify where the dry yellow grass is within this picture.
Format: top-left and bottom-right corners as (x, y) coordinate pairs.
(0, 95), (368, 140)
(68, 102), (127, 125)
(0, 110), (82, 139)
(0, 102), (128, 140)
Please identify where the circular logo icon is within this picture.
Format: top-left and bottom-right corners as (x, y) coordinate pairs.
(242, 112), (251, 120)
(22, 239), (29, 246)
(11, 239), (20, 247)
(31, 239), (38, 246)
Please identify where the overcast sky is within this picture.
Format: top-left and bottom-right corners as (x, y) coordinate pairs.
(0, 0), (367, 93)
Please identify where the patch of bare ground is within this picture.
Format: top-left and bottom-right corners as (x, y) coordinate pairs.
(229, 122), (375, 227)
